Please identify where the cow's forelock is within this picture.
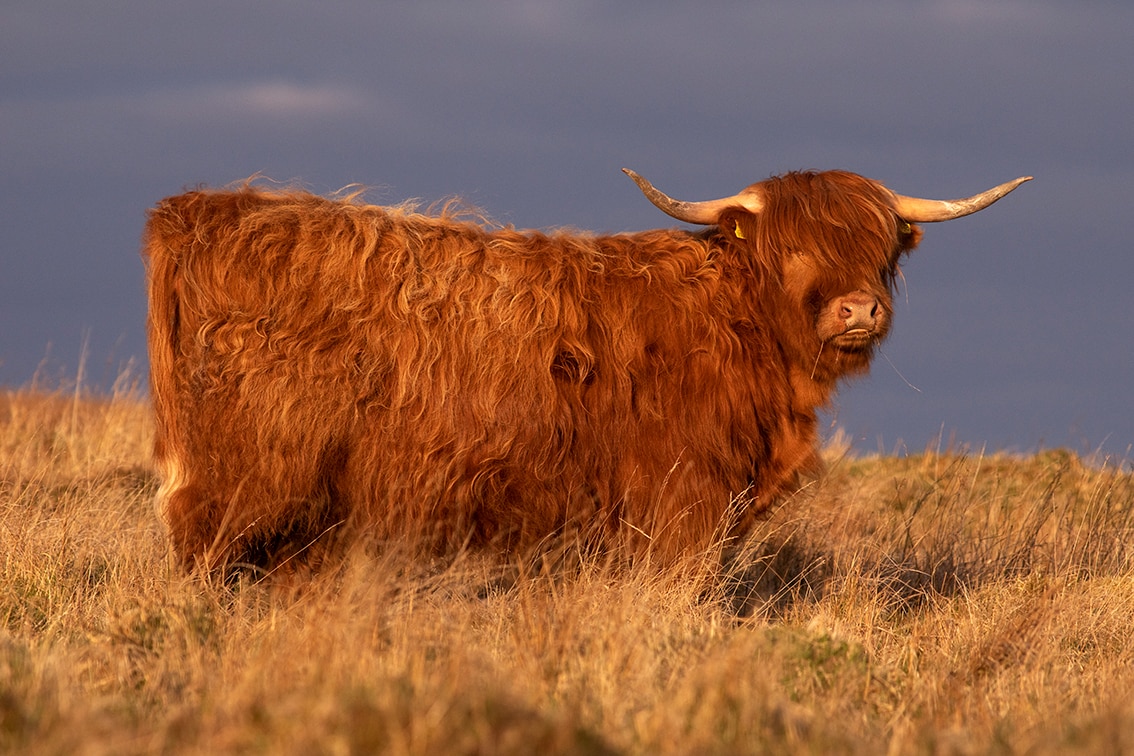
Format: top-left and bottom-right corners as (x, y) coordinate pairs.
(753, 171), (907, 277)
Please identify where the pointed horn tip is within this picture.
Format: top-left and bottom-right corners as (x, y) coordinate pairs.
(621, 167), (666, 198)
(987, 175), (1033, 197)
(991, 175), (1033, 198)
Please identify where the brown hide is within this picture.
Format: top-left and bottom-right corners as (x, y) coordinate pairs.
(143, 171), (923, 571)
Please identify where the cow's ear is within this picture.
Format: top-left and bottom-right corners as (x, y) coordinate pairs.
(718, 208), (776, 282)
(899, 221), (923, 254)
(719, 209), (757, 243)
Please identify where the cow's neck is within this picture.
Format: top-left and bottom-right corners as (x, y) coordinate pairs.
(787, 363), (834, 419)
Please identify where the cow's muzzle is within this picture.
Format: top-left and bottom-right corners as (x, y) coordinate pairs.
(823, 291), (886, 348)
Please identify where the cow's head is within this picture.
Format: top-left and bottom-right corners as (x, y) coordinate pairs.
(624, 167), (1031, 379)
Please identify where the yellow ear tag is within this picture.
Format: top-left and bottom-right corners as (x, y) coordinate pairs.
(900, 221), (912, 234)
(733, 221), (746, 240)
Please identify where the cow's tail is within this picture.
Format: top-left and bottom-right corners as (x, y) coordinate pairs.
(142, 193), (201, 525)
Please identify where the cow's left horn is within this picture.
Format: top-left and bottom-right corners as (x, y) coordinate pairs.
(892, 176), (1033, 223)
(623, 168), (763, 225)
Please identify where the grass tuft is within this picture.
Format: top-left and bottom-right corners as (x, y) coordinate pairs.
(2, 381), (1133, 753)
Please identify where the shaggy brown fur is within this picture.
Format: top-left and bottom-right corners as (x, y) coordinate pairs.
(144, 171), (925, 572)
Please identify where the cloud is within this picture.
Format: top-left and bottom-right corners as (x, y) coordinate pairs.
(0, 80), (389, 179)
(139, 81), (374, 121)
(0, 80), (375, 138)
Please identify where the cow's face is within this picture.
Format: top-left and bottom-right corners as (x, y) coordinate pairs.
(724, 173), (924, 376)
(784, 253), (892, 350)
(781, 217), (921, 354)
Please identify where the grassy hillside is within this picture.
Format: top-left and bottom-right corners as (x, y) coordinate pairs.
(2, 383), (1133, 754)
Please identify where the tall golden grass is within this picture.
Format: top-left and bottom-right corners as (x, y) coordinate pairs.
(2, 379), (1133, 754)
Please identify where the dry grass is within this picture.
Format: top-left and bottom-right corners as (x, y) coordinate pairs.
(3, 381), (1134, 754)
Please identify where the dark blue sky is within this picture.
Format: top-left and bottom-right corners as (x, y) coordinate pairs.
(2, 1), (1131, 459)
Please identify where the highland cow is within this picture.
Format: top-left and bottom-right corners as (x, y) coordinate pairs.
(143, 169), (1030, 572)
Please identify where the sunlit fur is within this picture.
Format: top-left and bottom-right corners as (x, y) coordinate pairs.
(143, 171), (922, 572)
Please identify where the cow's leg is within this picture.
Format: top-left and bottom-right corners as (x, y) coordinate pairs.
(156, 429), (347, 574)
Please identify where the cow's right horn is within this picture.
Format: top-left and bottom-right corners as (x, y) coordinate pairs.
(892, 176), (1033, 223)
(623, 168), (763, 225)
